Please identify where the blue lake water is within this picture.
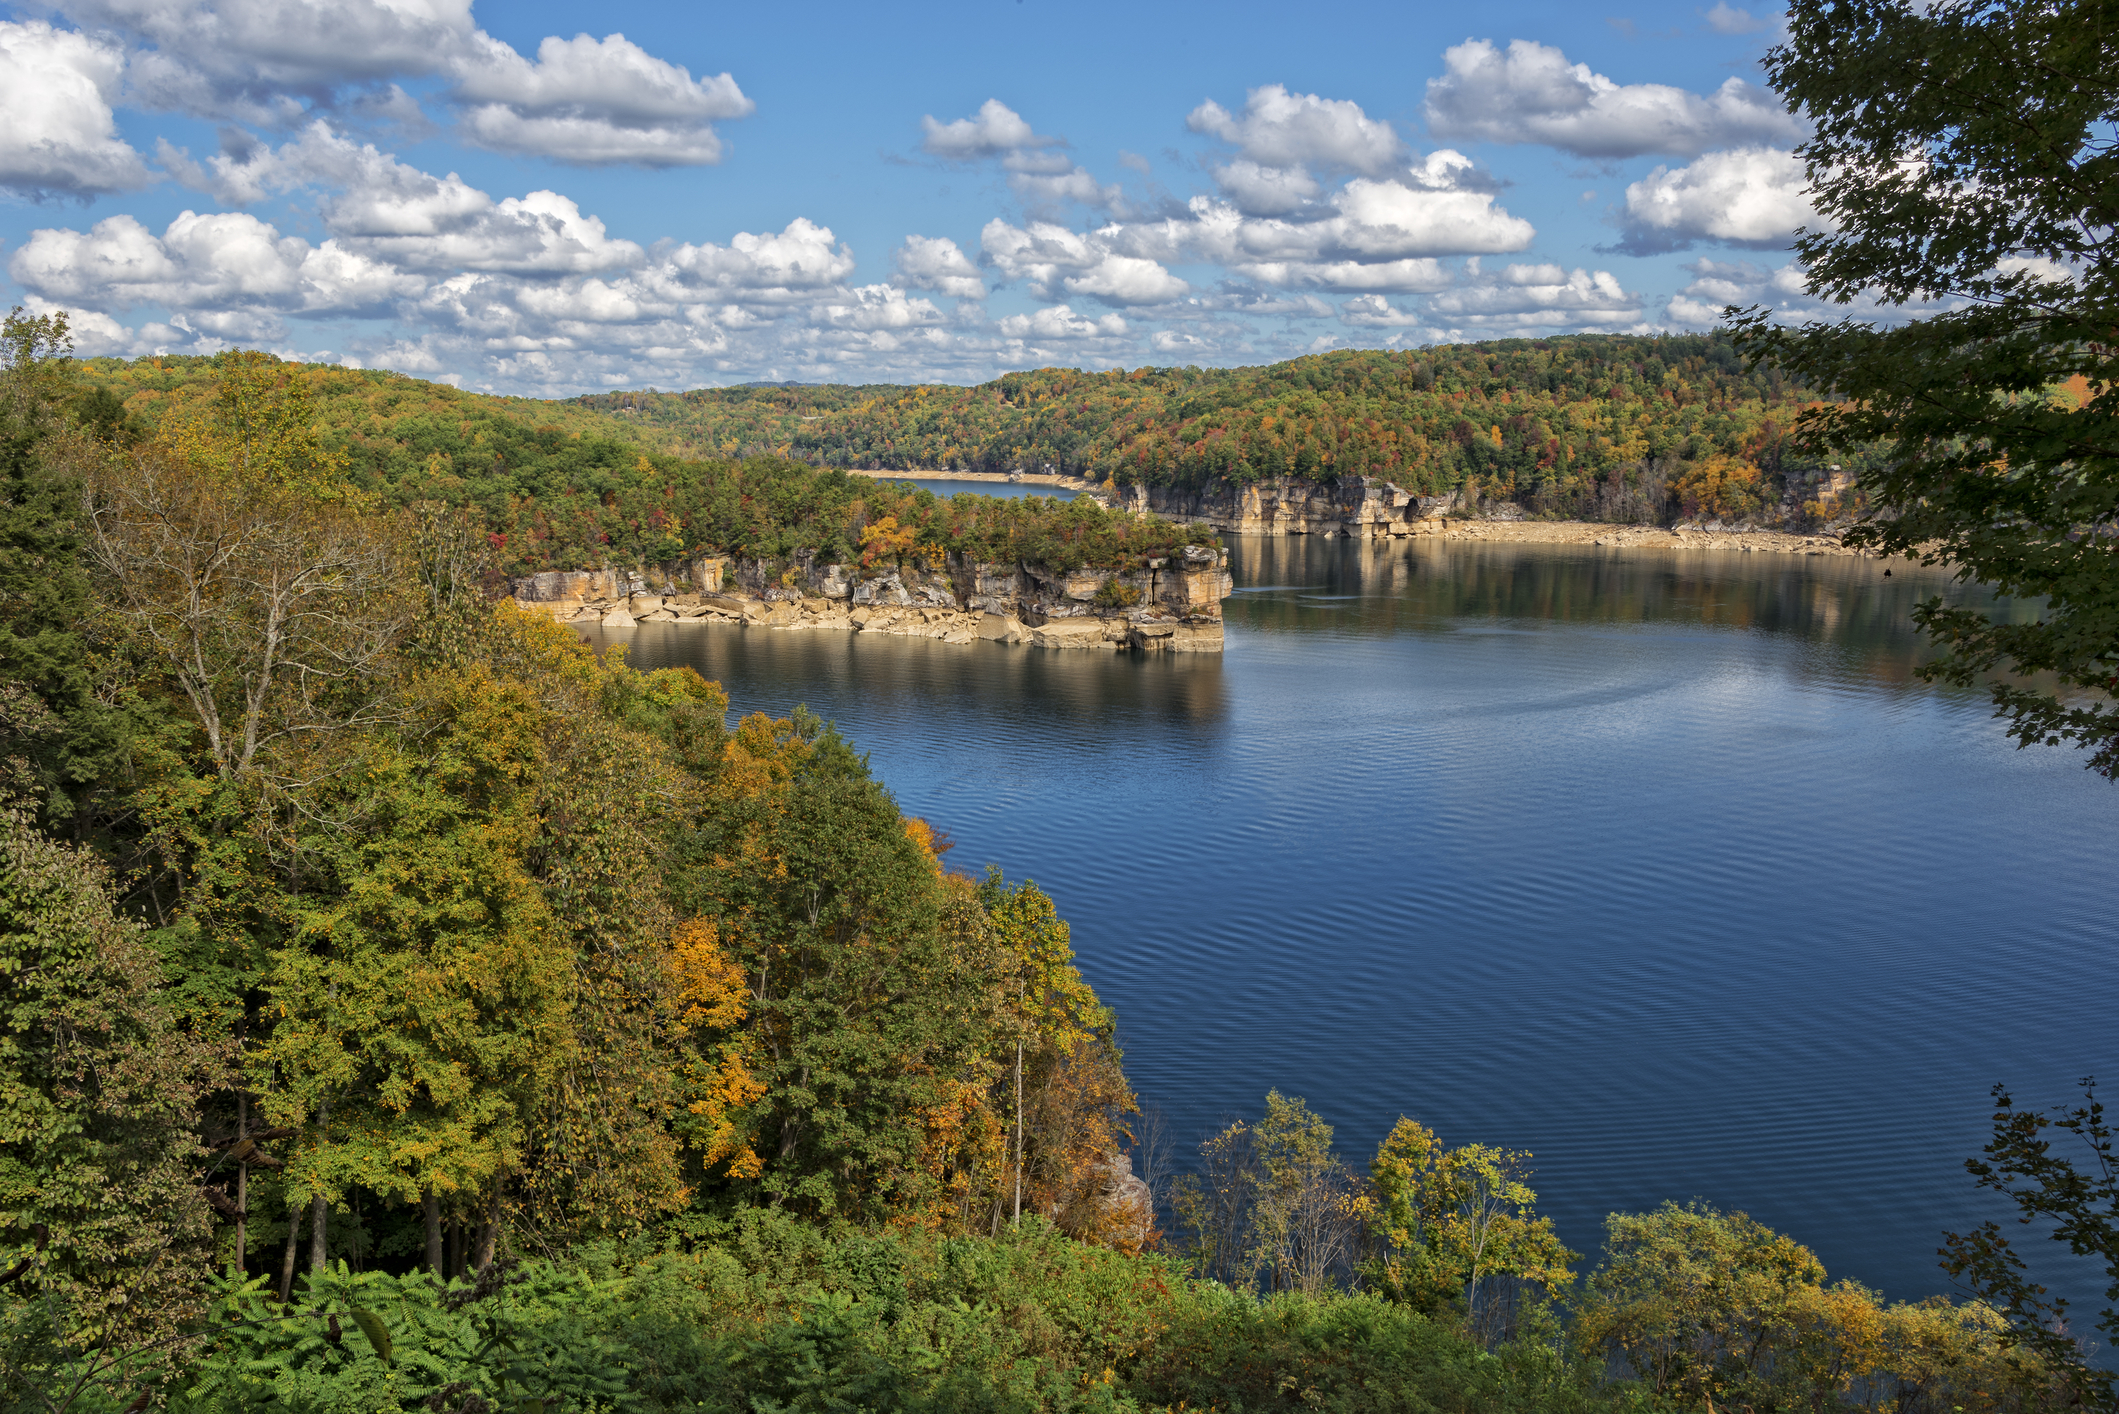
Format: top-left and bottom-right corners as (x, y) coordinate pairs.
(588, 529), (2119, 1307)
(863, 475), (1083, 501)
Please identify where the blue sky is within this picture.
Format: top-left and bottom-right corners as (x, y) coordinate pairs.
(0, 0), (1832, 394)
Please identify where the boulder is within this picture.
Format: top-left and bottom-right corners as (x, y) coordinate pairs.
(1028, 619), (1113, 650)
(977, 613), (1024, 643)
(1167, 622), (1224, 652)
(600, 608), (637, 628)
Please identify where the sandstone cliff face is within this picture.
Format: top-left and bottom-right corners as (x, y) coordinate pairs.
(506, 545), (1233, 652)
(1121, 475), (1460, 539)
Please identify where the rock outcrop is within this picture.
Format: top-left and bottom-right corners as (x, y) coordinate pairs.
(506, 545), (1233, 653)
(1121, 475), (1461, 539)
(1119, 471), (1861, 542)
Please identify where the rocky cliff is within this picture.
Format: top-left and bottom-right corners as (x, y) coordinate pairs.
(1120, 470), (1861, 540)
(1120, 475), (1462, 539)
(507, 545), (1233, 652)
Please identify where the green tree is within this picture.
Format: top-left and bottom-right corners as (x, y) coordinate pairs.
(0, 804), (221, 1410)
(1733, 0), (2119, 774)
(255, 663), (576, 1274)
(0, 310), (128, 833)
(675, 708), (1003, 1224)
(1174, 1092), (1365, 1295)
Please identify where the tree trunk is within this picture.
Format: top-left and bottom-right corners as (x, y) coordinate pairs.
(276, 1191), (300, 1302)
(1013, 1037), (1024, 1226)
(422, 1189), (443, 1277)
(233, 1089), (248, 1279)
(308, 1194), (328, 1274)
(473, 1187), (499, 1273)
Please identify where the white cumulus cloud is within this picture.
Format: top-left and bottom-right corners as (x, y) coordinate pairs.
(981, 220), (1189, 306)
(996, 304), (1128, 340)
(452, 31), (751, 166)
(919, 99), (1121, 212)
(816, 284), (944, 332)
(1660, 256), (1947, 329)
(1424, 39), (1801, 158)
(1211, 159), (1323, 216)
(1186, 85), (1403, 174)
(1620, 147), (1818, 252)
(0, 20), (157, 198)
(47, 1), (751, 166)
(53, 0), (475, 123)
(921, 98), (1050, 160)
(1337, 295), (1433, 328)
(893, 235), (985, 299)
(9, 209), (421, 320)
(1427, 260), (1643, 328)
(652, 218), (858, 301)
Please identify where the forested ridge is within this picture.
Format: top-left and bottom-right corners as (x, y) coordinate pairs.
(569, 334), (1869, 525)
(70, 334), (1872, 587)
(68, 355), (1200, 580)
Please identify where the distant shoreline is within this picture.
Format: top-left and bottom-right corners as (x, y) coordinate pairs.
(845, 468), (1871, 559)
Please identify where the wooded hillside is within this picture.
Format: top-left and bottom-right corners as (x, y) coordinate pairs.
(70, 356), (1198, 579)
(570, 334), (1865, 523)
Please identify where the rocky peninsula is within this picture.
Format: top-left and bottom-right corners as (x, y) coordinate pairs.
(508, 544), (1234, 652)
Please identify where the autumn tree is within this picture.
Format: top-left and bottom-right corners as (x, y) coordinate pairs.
(979, 870), (1138, 1245)
(1581, 1202), (2050, 1413)
(669, 708), (1003, 1223)
(1365, 1116), (1575, 1343)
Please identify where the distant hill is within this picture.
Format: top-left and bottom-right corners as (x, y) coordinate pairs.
(567, 334), (1855, 522)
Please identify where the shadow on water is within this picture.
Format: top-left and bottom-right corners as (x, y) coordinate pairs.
(580, 535), (2118, 1313)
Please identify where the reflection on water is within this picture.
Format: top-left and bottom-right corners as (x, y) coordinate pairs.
(610, 616), (1227, 732)
(1230, 536), (2013, 683)
(586, 536), (2118, 1308)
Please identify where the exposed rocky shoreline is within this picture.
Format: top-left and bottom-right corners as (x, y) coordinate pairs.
(506, 476), (1874, 654)
(507, 545), (1233, 652)
(1122, 473), (1868, 555)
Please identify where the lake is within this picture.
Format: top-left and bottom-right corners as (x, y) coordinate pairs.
(586, 528), (2119, 1307)
(858, 474), (1085, 501)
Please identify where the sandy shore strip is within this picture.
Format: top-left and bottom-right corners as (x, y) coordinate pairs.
(1433, 519), (1870, 556)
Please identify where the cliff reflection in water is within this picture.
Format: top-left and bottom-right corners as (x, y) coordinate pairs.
(594, 612), (1229, 734)
(1227, 534), (2020, 691)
